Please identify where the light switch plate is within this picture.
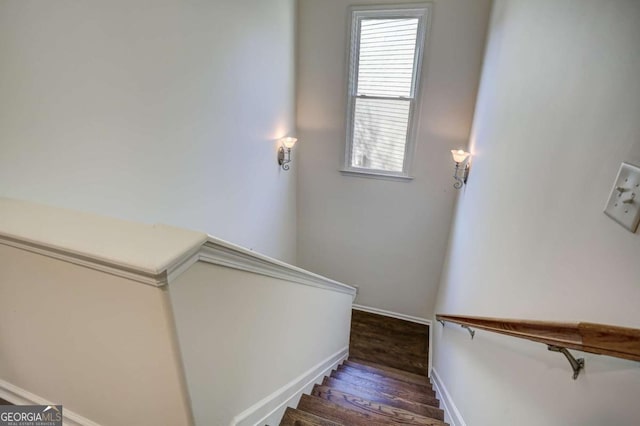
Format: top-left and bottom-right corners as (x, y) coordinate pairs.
(604, 162), (640, 233)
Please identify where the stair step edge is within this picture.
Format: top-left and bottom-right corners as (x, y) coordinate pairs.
(280, 407), (344, 426)
(329, 371), (440, 407)
(346, 359), (431, 384)
(311, 384), (448, 426)
(322, 376), (445, 421)
(337, 365), (436, 394)
(297, 394), (392, 426)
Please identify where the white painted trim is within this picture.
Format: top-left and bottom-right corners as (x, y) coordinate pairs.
(0, 235), (357, 297)
(430, 368), (467, 426)
(0, 379), (102, 426)
(339, 168), (414, 182)
(196, 239), (356, 298)
(0, 236), (173, 287)
(229, 346), (349, 426)
(352, 304), (431, 325)
(428, 322), (433, 379)
(342, 3), (433, 178)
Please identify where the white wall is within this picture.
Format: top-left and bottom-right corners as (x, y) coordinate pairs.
(433, 1), (640, 424)
(295, 0), (492, 318)
(0, 197), (356, 425)
(169, 262), (353, 426)
(0, 245), (193, 425)
(0, 0), (297, 262)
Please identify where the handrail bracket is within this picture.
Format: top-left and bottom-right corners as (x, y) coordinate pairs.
(547, 345), (584, 380)
(439, 319), (475, 339)
(461, 325), (475, 339)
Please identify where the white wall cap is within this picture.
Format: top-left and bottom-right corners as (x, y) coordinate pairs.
(0, 197), (207, 276)
(0, 197), (356, 296)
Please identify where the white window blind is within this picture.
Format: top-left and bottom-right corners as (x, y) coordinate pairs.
(357, 18), (418, 98)
(345, 6), (429, 178)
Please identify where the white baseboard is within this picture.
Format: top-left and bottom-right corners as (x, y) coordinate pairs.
(230, 346), (348, 426)
(430, 368), (467, 426)
(0, 379), (101, 426)
(428, 323), (433, 378)
(352, 304), (431, 325)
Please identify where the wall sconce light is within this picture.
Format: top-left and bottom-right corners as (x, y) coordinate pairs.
(451, 149), (471, 189)
(278, 137), (298, 171)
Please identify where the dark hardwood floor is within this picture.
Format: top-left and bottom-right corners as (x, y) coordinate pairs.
(282, 358), (445, 425)
(279, 308), (444, 425)
(349, 309), (430, 376)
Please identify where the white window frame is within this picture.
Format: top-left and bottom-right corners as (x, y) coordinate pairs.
(341, 3), (431, 181)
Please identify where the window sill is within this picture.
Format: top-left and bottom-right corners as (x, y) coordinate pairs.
(339, 168), (414, 182)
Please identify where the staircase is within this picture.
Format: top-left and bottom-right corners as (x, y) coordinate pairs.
(280, 358), (446, 425)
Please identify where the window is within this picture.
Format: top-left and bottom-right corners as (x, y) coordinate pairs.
(343, 4), (430, 179)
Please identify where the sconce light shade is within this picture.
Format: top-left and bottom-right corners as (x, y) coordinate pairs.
(282, 137), (298, 149)
(451, 149), (470, 164)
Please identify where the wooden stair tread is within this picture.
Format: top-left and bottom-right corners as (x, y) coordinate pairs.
(312, 385), (447, 426)
(345, 359), (431, 386)
(330, 370), (439, 407)
(350, 328), (428, 350)
(348, 345), (428, 376)
(297, 394), (391, 425)
(349, 345), (427, 368)
(351, 320), (428, 335)
(323, 377), (444, 421)
(350, 328), (428, 351)
(279, 407), (344, 426)
(351, 310), (429, 334)
(337, 365), (436, 396)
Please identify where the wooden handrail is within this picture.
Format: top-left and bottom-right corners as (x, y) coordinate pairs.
(436, 314), (640, 362)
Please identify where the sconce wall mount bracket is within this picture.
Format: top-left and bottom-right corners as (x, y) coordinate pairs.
(451, 149), (471, 189)
(453, 162), (470, 189)
(278, 146), (291, 170)
(278, 137), (297, 171)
